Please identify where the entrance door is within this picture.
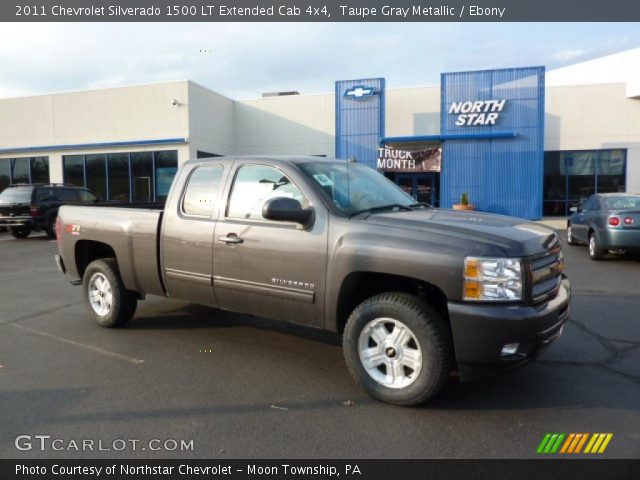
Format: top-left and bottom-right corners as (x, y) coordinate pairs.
(395, 173), (437, 206)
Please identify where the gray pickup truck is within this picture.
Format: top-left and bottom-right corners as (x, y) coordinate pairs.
(55, 156), (570, 406)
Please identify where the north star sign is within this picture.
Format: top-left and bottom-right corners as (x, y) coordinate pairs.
(344, 85), (376, 99)
(449, 99), (506, 126)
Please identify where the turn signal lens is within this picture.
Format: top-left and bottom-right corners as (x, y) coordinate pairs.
(609, 216), (620, 226)
(624, 217), (633, 225)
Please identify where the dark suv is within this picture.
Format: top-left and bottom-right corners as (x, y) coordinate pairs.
(0, 184), (96, 239)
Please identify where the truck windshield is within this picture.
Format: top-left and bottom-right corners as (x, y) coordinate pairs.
(0, 187), (33, 204)
(299, 162), (418, 216)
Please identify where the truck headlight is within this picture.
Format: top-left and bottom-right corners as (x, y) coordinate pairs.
(463, 257), (522, 302)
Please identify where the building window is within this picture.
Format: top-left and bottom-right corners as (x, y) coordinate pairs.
(62, 150), (178, 203)
(0, 157), (50, 192)
(543, 149), (626, 216)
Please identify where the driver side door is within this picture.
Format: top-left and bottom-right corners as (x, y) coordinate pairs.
(212, 162), (328, 327)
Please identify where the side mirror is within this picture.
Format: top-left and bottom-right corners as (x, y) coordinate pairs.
(569, 207), (578, 214)
(262, 197), (313, 226)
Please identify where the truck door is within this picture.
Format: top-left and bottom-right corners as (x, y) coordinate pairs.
(161, 162), (228, 307)
(213, 162), (328, 327)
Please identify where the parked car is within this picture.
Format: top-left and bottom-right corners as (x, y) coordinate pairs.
(0, 184), (96, 239)
(54, 156), (570, 406)
(567, 193), (640, 260)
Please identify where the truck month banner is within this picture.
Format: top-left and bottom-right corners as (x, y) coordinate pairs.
(377, 146), (442, 173)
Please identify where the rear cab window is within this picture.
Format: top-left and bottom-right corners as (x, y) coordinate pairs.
(181, 165), (224, 217)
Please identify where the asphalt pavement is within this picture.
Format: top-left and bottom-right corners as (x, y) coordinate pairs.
(0, 229), (639, 459)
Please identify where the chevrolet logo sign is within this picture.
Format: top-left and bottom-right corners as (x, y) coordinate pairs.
(344, 86), (375, 99)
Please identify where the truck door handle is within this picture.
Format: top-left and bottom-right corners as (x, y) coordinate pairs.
(218, 234), (243, 245)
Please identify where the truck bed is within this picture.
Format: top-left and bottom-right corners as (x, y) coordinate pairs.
(57, 205), (166, 297)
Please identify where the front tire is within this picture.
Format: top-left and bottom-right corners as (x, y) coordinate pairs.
(566, 224), (578, 245)
(589, 232), (605, 261)
(10, 227), (31, 239)
(82, 258), (137, 327)
(343, 292), (451, 406)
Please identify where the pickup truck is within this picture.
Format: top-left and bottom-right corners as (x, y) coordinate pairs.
(55, 156), (570, 406)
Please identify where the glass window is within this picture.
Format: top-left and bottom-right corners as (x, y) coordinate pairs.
(0, 160), (10, 193)
(154, 151), (178, 201)
(603, 195), (640, 210)
(107, 153), (130, 202)
(58, 189), (79, 201)
(300, 162), (414, 215)
(597, 149), (626, 193)
(35, 187), (57, 202)
(30, 157), (50, 184)
(64, 155), (85, 187)
(78, 190), (97, 203)
(0, 186), (33, 203)
(86, 154), (106, 201)
(182, 166), (224, 216)
(228, 164), (306, 220)
(131, 152), (154, 202)
(11, 158), (30, 184)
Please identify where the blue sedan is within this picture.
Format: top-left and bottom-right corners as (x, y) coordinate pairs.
(567, 193), (640, 260)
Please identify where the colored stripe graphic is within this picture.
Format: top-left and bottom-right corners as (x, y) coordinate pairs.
(538, 433), (613, 454)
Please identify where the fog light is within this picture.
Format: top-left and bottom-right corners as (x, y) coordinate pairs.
(501, 343), (520, 357)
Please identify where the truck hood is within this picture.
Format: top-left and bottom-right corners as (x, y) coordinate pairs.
(362, 208), (559, 257)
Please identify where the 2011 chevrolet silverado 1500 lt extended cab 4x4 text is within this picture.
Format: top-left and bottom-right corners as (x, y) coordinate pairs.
(54, 156), (570, 406)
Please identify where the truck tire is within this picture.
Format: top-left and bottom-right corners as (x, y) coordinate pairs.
(343, 292), (451, 406)
(588, 232), (605, 261)
(45, 216), (57, 239)
(10, 227), (31, 238)
(82, 258), (137, 328)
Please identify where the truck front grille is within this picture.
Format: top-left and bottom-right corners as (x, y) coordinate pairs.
(528, 247), (564, 303)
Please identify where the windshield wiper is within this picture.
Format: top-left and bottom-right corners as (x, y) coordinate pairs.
(349, 204), (414, 218)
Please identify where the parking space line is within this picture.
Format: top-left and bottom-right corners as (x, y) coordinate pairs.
(8, 323), (144, 365)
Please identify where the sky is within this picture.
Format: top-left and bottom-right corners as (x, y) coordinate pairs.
(0, 22), (639, 99)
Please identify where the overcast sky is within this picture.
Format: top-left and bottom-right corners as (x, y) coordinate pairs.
(1, 22), (639, 99)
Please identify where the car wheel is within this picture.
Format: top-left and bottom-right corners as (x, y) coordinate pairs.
(82, 258), (137, 328)
(566, 224), (578, 245)
(45, 216), (57, 239)
(588, 232), (605, 261)
(10, 227), (31, 239)
(343, 292), (451, 406)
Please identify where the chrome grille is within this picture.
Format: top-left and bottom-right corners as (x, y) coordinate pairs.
(528, 248), (563, 302)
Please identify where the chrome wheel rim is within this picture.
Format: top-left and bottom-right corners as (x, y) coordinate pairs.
(567, 226), (572, 243)
(589, 235), (595, 256)
(88, 273), (113, 316)
(358, 317), (422, 389)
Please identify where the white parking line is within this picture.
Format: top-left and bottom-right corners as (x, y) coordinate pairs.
(8, 323), (144, 365)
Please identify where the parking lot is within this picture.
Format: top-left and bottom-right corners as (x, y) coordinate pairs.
(0, 228), (639, 459)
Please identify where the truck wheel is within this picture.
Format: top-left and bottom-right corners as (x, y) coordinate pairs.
(45, 216), (57, 239)
(343, 292), (451, 406)
(10, 227), (31, 239)
(588, 232), (605, 261)
(566, 224), (578, 245)
(82, 258), (137, 328)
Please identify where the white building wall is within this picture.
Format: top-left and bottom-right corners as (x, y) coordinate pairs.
(545, 83), (640, 192)
(385, 86), (441, 137)
(234, 93), (335, 156)
(187, 81), (235, 158)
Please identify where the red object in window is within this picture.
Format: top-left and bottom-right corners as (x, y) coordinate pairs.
(608, 216), (620, 226)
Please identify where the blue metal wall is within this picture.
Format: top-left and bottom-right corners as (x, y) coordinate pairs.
(335, 78), (385, 169)
(440, 67), (545, 220)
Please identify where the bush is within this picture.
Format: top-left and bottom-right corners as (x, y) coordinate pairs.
(460, 192), (469, 206)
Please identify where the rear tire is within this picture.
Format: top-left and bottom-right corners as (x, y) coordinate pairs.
(45, 216), (57, 239)
(566, 224), (578, 245)
(10, 227), (31, 239)
(589, 232), (605, 261)
(82, 258), (137, 328)
(343, 292), (451, 406)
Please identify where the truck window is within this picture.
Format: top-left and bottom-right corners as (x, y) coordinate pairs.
(182, 165), (224, 216)
(227, 164), (306, 221)
(58, 189), (80, 201)
(35, 188), (58, 202)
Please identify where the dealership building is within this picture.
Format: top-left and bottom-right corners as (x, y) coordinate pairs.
(1, 47), (638, 219)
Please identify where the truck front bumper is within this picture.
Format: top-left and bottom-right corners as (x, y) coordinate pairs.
(448, 276), (571, 381)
